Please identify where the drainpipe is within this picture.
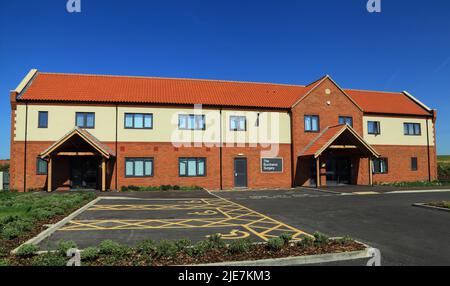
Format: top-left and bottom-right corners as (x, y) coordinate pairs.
(426, 117), (431, 182)
(115, 104), (118, 190)
(220, 107), (223, 190)
(23, 103), (28, 192)
(289, 110), (295, 187)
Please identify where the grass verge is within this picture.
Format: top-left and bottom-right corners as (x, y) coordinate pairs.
(0, 192), (96, 258)
(426, 201), (450, 209)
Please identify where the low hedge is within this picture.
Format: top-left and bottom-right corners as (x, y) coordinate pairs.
(120, 185), (203, 192)
(438, 163), (450, 181)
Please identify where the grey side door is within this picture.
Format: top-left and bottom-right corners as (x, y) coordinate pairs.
(234, 158), (248, 188)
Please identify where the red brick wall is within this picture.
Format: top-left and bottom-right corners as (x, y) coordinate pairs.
(117, 142), (291, 190)
(291, 78), (364, 186)
(116, 142), (221, 190)
(221, 144), (292, 190)
(372, 145), (437, 184)
(10, 141), (292, 191)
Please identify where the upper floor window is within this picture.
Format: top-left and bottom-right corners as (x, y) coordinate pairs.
(411, 157), (418, 171)
(372, 158), (388, 174)
(368, 121), (381, 135)
(339, 116), (353, 127)
(36, 158), (48, 175)
(125, 158), (154, 177)
(125, 113), (153, 129)
(404, 123), (421, 136)
(76, 112), (95, 129)
(304, 115), (320, 132)
(38, 111), (48, 128)
(178, 114), (205, 130)
(179, 158), (206, 177)
(230, 116), (247, 131)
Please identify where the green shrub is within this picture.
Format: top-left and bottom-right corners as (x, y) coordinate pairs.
(31, 253), (67, 266)
(155, 240), (178, 258)
(267, 238), (284, 251)
(136, 240), (157, 254)
(175, 239), (192, 252)
(15, 244), (39, 258)
(0, 216), (18, 229)
(161, 185), (171, 191)
(173, 185), (181, 190)
(334, 236), (354, 245)
(0, 259), (10, 266)
(0, 246), (6, 258)
(57, 240), (78, 256)
(0, 163), (9, 172)
(228, 239), (251, 254)
(279, 233), (293, 245)
(189, 240), (212, 256)
(98, 240), (129, 257)
(208, 234), (226, 249)
(313, 232), (330, 246)
(81, 247), (100, 261)
(1, 218), (34, 240)
(438, 164), (450, 181)
(297, 235), (314, 249)
(31, 209), (52, 219)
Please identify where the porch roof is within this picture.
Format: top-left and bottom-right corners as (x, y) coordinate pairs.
(300, 124), (380, 159)
(39, 127), (115, 159)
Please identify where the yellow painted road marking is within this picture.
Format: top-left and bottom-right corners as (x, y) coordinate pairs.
(353, 192), (379, 195)
(60, 197), (309, 241)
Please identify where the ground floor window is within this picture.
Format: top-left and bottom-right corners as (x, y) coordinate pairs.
(411, 157), (418, 171)
(179, 158), (206, 177)
(36, 158), (48, 175)
(125, 158), (154, 177)
(372, 158), (388, 174)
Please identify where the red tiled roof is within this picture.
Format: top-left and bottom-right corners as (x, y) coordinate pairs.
(20, 73), (308, 109)
(18, 72), (432, 115)
(301, 124), (380, 158)
(302, 125), (346, 157)
(345, 89), (430, 116)
(40, 127), (115, 158)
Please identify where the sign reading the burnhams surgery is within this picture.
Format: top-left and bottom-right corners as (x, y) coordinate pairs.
(261, 158), (283, 173)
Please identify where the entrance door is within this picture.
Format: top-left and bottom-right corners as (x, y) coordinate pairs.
(71, 158), (99, 189)
(234, 158), (248, 188)
(326, 157), (351, 186)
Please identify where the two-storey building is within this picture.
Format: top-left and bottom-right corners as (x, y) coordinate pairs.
(9, 70), (437, 192)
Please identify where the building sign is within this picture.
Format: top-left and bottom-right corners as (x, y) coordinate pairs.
(261, 158), (283, 173)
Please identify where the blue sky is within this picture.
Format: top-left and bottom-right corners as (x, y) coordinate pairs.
(0, 0), (449, 159)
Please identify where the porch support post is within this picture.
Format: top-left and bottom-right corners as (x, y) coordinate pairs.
(101, 157), (107, 192)
(316, 156), (321, 188)
(47, 157), (52, 193)
(368, 157), (373, 186)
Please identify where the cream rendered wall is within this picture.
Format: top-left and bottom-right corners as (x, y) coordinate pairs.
(15, 104), (116, 142)
(118, 107), (290, 144)
(15, 104), (291, 145)
(221, 110), (291, 145)
(118, 107), (220, 144)
(363, 116), (435, 146)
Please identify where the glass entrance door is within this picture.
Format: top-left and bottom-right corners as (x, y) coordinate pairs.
(71, 158), (99, 190)
(326, 157), (352, 186)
